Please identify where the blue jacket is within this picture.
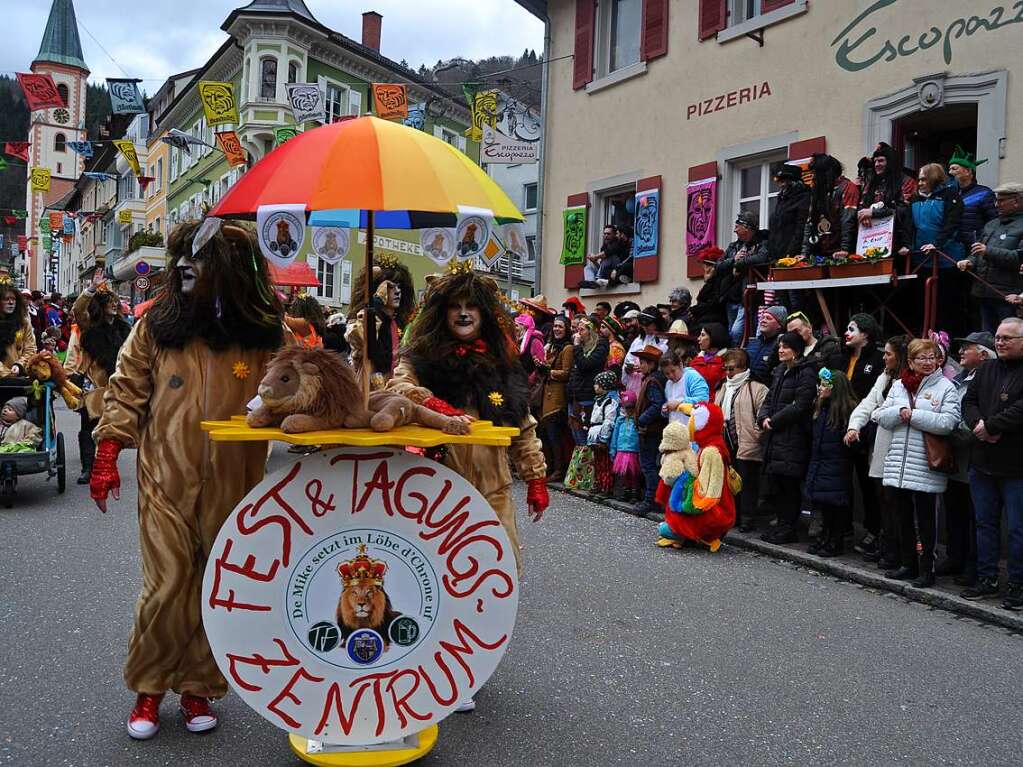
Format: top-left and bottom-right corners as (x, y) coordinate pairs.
(910, 180), (964, 267)
(746, 333), (780, 385)
(957, 182), (998, 248)
(804, 403), (853, 507)
(609, 414), (640, 458)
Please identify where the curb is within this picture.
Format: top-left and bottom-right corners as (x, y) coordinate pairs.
(549, 483), (1023, 634)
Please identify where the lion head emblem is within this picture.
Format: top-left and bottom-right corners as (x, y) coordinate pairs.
(275, 219), (294, 254)
(336, 545), (400, 648)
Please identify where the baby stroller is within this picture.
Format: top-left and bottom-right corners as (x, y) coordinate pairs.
(0, 378), (66, 507)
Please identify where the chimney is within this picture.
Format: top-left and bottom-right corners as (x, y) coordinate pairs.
(362, 11), (382, 52)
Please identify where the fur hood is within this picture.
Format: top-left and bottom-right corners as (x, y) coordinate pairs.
(81, 318), (132, 375)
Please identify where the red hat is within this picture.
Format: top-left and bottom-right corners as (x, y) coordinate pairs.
(699, 247), (724, 265)
(562, 296), (586, 314)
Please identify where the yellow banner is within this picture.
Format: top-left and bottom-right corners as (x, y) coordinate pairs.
(113, 140), (141, 176)
(118, 209), (132, 225)
(465, 91), (497, 142)
(198, 81), (239, 127)
(30, 167), (51, 193)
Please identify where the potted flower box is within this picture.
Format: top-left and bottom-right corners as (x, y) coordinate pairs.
(828, 258), (894, 279)
(769, 265), (826, 281)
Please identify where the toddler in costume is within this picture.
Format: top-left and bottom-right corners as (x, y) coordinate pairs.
(0, 397), (41, 448)
(609, 390), (641, 502)
(587, 371), (620, 498)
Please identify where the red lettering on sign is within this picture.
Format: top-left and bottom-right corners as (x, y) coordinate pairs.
(315, 680), (373, 737)
(236, 461), (311, 569)
(687, 82), (773, 120)
(305, 479), (336, 518)
(739, 87), (752, 104)
(331, 452), (396, 515)
(417, 656), (460, 706)
(393, 466), (439, 523)
(726, 90), (737, 107)
(437, 619), (508, 690)
(760, 80), (772, 97)
(355, 460), (395, 517)
(386, 669), (432, 730)
(225, 638), (300, 692)
(207, 537), (274, 613)
(267, 665), (326, 730)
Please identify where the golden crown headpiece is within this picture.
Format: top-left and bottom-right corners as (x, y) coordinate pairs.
(337, 544), (387, 587)
(375, 254), (400, 270)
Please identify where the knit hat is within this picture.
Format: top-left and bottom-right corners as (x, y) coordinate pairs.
(562, 296), (586, 315)
(778, 331), (806, 357)
(735, 210), (760, 229)
(4, 397), (28, 420)
(594, 371), (619, 391)
(600, 314), (626, 342)
(763, 305), (788, 327)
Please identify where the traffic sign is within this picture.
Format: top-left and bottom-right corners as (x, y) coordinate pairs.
(134, 276), (150, 291)
(135, 261), (151, 275)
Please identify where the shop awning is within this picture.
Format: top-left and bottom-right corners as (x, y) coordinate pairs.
(269, 262), (319, 287)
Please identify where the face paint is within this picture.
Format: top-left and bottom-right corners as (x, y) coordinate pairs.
(179, 255), (204, 295)
(446, 299), (482, 342)
(844, 321), (866, 348)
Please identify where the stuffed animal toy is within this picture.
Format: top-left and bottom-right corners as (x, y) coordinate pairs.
(656, 402), (736, 553)
(247, 346), (471, 435)
(26, 351), (82, 410)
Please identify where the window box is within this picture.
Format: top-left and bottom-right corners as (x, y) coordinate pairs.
(769, 264), (824, 280)
(828, 259), (893, 279)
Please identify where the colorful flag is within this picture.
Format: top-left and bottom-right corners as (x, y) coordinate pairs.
(685, 177), (717, 258)
(215, 130), (248, 167)
(1, 217), (14, 227)
(560, 206), (587, 266)
(403, 102), (426, 131)
(84, 172), (116, 182)
(118, 209), (132, 225)
(632, 189), (660, 260)
(285, 83), (325, 124)
(197, 81), (238, 127)
(13, 209), (27, 219)
(113, 140), (141, 176)
(162, 128), (210, 153)
(63, 216), (74, 235)
(40, 218), (51, 234)
(30, 167), (51, 193)
(274, 126), (300, 148)
(66, 140), (94, 158)
(16, 72), (65, 111)
(0, 158), (7, 172)
(106, 78), (146, 114)
(372, 84), (409, 120)
(4, 142), (30, 163)
(17, 235), (26, 252)
(42, 234), (51, 251)
(138, 176), (155, 193)
(465, 90), (498, 142)
(49, 212), (63, 230)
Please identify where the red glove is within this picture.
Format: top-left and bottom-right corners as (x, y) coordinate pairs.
(526, 478), (549, 521)
(91, 438), (122, 511)
(422, 396), (464, 417)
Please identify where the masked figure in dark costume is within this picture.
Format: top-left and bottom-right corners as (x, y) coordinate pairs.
(802, 153), (861, 261)
(346, 257), (416, 387)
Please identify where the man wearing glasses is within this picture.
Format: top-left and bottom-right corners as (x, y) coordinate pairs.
(961, 318), (1023, 610)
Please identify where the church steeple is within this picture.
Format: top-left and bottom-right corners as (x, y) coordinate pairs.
(33, 0), (88, 72)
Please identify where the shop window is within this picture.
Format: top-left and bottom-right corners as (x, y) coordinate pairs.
(523, 183), (538, 211)
(317, 259), (335, 299)
(260, 57), (278, 100)
(732, 156), (785, 230)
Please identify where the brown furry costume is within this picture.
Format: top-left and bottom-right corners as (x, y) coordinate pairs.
(387, 270), (546, 570)
(0, 287), (37, 377)
(346, 260), (415, 385)
(93, 220), (288, 698)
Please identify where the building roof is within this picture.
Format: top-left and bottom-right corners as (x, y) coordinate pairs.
(512, 0), (547, 19)
(33, 0), (88, 71)
(221, 0), (321, 31)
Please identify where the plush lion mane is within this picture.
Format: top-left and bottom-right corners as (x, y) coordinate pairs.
(347, 261), (416, 328)
(337, 583), (400, 645)
(260, 346), (361, 423)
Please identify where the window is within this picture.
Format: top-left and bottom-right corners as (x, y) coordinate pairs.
(288, 61), (300, 84)
(596, 0), (642, 77)
(714, 0), (808, 42)
(317, 258), (335, 299)
(57, 83), (69, 106)
(54, 133), (66, 152)
(325, 84), (346, 123)
(731, 155), (785, 230)
(597, 185), (636, 237)
(56, 162), (63, 175)
(729, 0), (760, 25)
(523, 183), (538, 211)
(156, 158), (163, 191)
(170, 148), (178, 181)
(154, 217), (161, 233)
(260, 57), (278, 100)
(525, 235), (537, 262)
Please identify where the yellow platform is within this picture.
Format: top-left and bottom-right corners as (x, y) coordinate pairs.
(201, 415), (520, 447)
(288, 726), (438, 766)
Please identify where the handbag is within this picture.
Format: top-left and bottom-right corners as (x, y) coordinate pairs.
(908, 390), (957, 475)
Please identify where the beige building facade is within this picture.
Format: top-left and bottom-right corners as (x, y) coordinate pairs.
(518, 0), (1022, 306)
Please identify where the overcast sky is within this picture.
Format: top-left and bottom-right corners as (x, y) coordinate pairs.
(3, 0), (544, 86)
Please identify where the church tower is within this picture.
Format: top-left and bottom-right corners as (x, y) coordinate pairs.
(23, 0), (89, 290)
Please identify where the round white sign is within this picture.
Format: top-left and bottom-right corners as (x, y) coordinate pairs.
(419, 228), (456, 265)
(202, 447), (519, 746)
(311, 227), (350, 265)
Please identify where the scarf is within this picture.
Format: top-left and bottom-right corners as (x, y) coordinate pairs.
(900, 369), (925, 395)
(721, 369), (750, 421)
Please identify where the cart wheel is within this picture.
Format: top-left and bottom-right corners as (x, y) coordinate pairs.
(56, 433), (66, 494)
(1, 478), (13, 508)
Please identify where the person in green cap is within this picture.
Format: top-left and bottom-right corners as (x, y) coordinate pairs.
(948, 144), (998, 252)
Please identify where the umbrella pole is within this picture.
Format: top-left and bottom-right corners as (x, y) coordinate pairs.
(362, 209), (374, 411)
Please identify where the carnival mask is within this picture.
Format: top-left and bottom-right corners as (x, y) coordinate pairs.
(844, 321), (866, 348)
(447, 299), (482, 342)
(178, 254), (204, 295)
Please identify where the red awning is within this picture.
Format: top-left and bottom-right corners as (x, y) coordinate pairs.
(269, 262), (319, 287)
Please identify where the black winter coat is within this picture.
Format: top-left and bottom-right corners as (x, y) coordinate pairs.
(768, 181), (811, 262)
(956, 182), (999, 248)
(805, 335), (844, 372)
(757, 358), (817, 477)
(845, 345), (885, 401)
(804, 404), (853, 506)
(690, 271), (728, 326)
(717, 234), (770, 304)
(568, 337), (609, 403)
(963, 357), (1023, 478)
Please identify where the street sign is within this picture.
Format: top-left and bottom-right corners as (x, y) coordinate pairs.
(134, 276), (150, 291)
(202, 447), (519, 746)
(134, 261), (151, 275)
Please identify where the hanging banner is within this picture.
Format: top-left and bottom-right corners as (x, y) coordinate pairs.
(49, 212), (63, 231)
(63, 216), (74, 235)
(311, 226), (350, 265)
(560, 205), (587, 266)
(40, 219), (51, 235)
(138, 176), (155, 194)
(106, 78), (146, 114)
(0, 219), (11, 228)
(113, 140), (142, 176)
(633, 188), (660, 260)
(30, 167), (51, 193)
(200, 447), (518, 746)
(161, 129), (204, 154)
(372, 83), (409, 120)
(481, 125), (538, 165)
(419, 227), (456, 266)
(66, 140), (94, 158)
(403, 102), (426, 131)
(285, 83), (325, 124)
(42, 234), (51, 252)
(16, 72), (64, 111)
(215, 130), (248, 167)
(494, 222), (529, 270)
(465, 91), (498, 142)
(0, 158), (6, 172)
(454, 212), (493, 262)
(84, 171), (116, 183)
(17, 235), (27, 252)
(274, 125), (300, 148)
(13, 209), (27, 220)
(256, 203), (306, 267)
(197, 81), (239, 127)
(118, 209), (132, 225)
(4, 142), (30, 163)
(685, 177), (717, 257)
(9, 243), (15, 258)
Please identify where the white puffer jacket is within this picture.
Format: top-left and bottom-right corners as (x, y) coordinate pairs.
(876, 370), (961, 493)
(850, 371), (894, 479)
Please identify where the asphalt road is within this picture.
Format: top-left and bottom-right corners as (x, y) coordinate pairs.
(1, 405), (1021, 766)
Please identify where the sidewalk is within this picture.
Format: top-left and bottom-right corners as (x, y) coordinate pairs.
(550, 482), (1023, 634)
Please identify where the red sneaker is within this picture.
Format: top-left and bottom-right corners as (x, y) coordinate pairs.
(127, 693), (163, 740)
(179, 694), (218, 733)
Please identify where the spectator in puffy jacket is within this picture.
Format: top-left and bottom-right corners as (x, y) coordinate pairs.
(634, 345), (667, 517)
(691, 322), (730, 394)
(948, 145), (998, 252)
(609, 390), (642, 503)
(567, 317), (609, 445)
(745, 305), (786, 385)
(757, 332), (818, 544)
(716, 348), (768, 532)
(717, 210), (770, 344)
(957, 183), (1023, 334)
(587, 370), (620, 499)
(876, 338), (961, 588)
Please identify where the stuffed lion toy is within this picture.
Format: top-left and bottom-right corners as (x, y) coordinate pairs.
(27, 351), (82, 410)
(247, 346), (471, 435)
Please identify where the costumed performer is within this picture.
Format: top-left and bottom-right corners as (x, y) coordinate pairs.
(89, 220), (289, 740)
(0, 281), (37, 377)
(346, 256), (415, 387)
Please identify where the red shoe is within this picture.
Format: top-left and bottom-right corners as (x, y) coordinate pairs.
(179, 694), (218, 733)
(127, 693), (163, 740)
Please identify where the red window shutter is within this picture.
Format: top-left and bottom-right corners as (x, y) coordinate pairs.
(641, 0), (669, 61)
(687, 162), (718, 279)
(573, 0), (596, 90)
(564, 192), (589, 290)
(698, 0), (727, 41)
(761, 0), (795, 12)
(633, 176), (661, 283)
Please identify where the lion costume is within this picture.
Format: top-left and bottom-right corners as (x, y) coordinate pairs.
(91, 221), (288, 707)
(346, 258), (416, 387)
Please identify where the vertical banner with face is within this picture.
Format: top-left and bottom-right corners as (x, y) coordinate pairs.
(30, 168), (51, 193)
(197, 81), (239, 127)
(113, 140), (142, 176)
(403, 103), (426, 131)
(371, 84), (409, 120)
(285, 83), (325, 124)
(465, 91), (498, 142)
(215, 130), (248, 167)
(685, 177), (717, 257)
(107, 79), (146, 114)
(16, 72), (64, 111)
(633, 189), (660, 260)
(274, 126), (300, 148)
(560, 205), (587, 266)
(4, 142), (30, 163)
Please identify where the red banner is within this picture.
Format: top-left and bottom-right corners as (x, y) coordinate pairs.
(17, 235), (26, 251)
(16, 72), (65, 111)
(215, 130), (248, 168)
(4, 142), (30, 163)
(138, 175), (155, 193)
(3, 216), (16, 226)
